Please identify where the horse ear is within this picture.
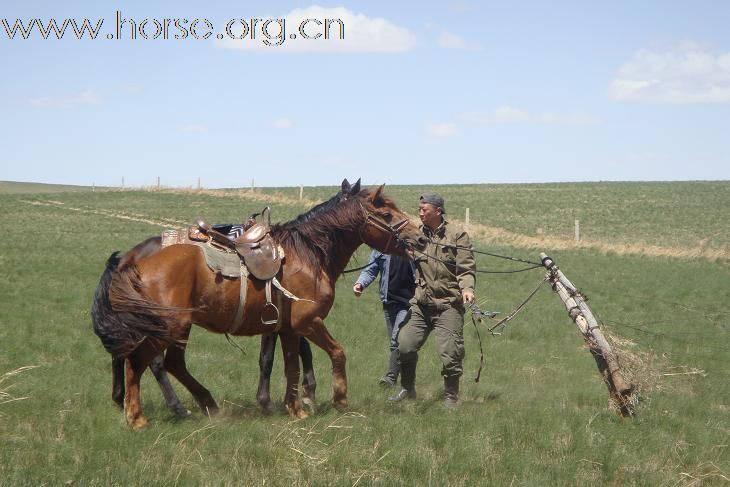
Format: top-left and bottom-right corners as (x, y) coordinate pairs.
(369, 184), (385, 204)
(341, 178), (351, 192)
(350, 178), (361, 195)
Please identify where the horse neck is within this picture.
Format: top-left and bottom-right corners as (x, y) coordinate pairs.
(273, 206), (367, 283)
(326, 231), (363, 282)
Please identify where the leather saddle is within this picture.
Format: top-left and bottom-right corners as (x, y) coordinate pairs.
(195, 207), (282, 281)
(234, 224), (282, 281)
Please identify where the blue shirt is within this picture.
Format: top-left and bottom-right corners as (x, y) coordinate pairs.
(355, 250), (416, 306)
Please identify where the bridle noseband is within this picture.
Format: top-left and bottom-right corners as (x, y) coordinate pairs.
(361, 204), (412, 254)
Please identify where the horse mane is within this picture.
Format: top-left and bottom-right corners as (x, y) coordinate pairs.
(271, 189), (371, 279)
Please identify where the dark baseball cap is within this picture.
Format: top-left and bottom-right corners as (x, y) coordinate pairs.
(419, 192), (445, 213)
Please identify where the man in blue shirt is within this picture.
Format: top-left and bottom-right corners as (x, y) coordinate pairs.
(353, 249), (416, 386)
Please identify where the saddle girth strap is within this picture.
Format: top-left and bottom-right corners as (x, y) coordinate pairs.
(231, 261), (249, 332)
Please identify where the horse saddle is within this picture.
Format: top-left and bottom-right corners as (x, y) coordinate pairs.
(234, 225), (282, 281)
(193, 218), (283, 282)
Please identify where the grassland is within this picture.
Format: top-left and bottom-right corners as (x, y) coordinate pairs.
(0, 181), (728, 485)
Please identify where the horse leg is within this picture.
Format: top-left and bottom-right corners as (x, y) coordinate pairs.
(299, 338), (317, 413)
(112, 357), (125, 407)
(124, 344), (157, 429)
(149, 353), (190, 417)
(304, 318), (347, 409)
(163, 343), (219, 417)
(280, 329), (307, 419)
(256, 333), (278, 413)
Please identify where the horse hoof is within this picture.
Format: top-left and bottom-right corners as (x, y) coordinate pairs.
(173, 406), (192, 418)
(333, 399), (349, 411)
(302, 397), (316, 415)
(130, 416), (149, 430)
(258, 400), (277, 414)
(285, 404), (310, 420)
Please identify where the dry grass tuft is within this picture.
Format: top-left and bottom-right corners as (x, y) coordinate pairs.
(270, 412), (367, 467)
(604, 333), (664, 412)
(0, 366), (38, 417)
(676, 462), (730, 486)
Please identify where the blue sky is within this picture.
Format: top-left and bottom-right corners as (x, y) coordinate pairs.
(2, 1), (729, 187)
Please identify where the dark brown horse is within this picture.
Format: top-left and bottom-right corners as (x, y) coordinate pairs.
(96, 182), (425, 428)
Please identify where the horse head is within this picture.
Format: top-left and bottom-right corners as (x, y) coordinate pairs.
(357, 184), (427, 257)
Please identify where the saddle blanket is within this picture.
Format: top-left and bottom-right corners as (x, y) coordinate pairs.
(193, 242), (241, 278)
(161, 228), (242, 278)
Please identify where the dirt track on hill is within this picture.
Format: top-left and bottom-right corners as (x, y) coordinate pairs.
(22, 196), (729, 261)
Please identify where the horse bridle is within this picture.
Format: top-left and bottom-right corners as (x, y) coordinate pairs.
(361, 204), (412, 254)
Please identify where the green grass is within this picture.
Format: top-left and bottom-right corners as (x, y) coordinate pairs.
(0, 182), (728, 485)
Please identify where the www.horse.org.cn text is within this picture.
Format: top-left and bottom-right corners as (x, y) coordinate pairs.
(1, 11), (346, 46)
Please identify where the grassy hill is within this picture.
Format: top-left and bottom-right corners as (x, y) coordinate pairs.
(0, 181), (727, 485)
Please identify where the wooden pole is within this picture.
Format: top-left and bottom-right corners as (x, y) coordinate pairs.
(299, 185), (304, 200)
(197, 177), (201, 190)
(157, 176), (160, 189)
(574, 219), (580, 242)
(540, 252), (634, 416)
(251, 179), (255, 192)
(121, 177), (125, 189)
(465, 208), (470, 226)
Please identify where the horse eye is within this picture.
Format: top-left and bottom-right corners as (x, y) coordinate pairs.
(382, 212), (392, 220)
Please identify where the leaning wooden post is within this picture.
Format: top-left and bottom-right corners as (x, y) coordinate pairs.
(540, 252), (634, 416)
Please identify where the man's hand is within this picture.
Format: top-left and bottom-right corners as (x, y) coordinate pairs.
(462, 290), (475, 304)
(352, 283), (364, 297)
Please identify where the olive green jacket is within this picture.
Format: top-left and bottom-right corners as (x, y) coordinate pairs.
(412, 219), (476, 310)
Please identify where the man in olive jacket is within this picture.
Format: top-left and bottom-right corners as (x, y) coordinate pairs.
(390, 193), (476, 408)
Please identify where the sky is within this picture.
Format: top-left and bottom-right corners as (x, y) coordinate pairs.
(1, 1), (729, 188)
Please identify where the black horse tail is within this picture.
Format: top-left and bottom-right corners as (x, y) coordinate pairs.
(92, 252), (179, 358)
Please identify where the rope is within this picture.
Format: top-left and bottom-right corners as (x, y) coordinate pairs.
(470, 312), (485, 383)
(487, 276), (549, 334)
(429, 241), (543, 266)
(342, 260), (375, 274)
(224, 333), (247, 356)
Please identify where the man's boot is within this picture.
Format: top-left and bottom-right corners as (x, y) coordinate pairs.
(443, 375), (460, 409)
(388, 353), (417, 402)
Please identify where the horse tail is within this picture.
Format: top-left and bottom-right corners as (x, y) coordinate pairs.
(92, 252), (182, 358)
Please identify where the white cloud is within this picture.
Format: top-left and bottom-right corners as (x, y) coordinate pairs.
(460, 106), (600, 125)
(272, 118), (292, 129)
(427, 122), (459, 137)
(28, 89), (99, 108)
(610, 43), (730, 103)
(216, 6), (417, 53)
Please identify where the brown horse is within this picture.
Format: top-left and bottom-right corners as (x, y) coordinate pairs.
(93, 237), (315, 416)
(98, 182), (426, 428)
(94, 179), (361, 415)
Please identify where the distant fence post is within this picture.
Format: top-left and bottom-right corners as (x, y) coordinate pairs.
(574, 219), (580, 242)
(157, 176), (160, 189)
(197, 177), (201, 190)
(299, 185), (304, 200)
(465, 208), (470, 226)
(251, 179), (255, 192)
(121, 177), (125, 189)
